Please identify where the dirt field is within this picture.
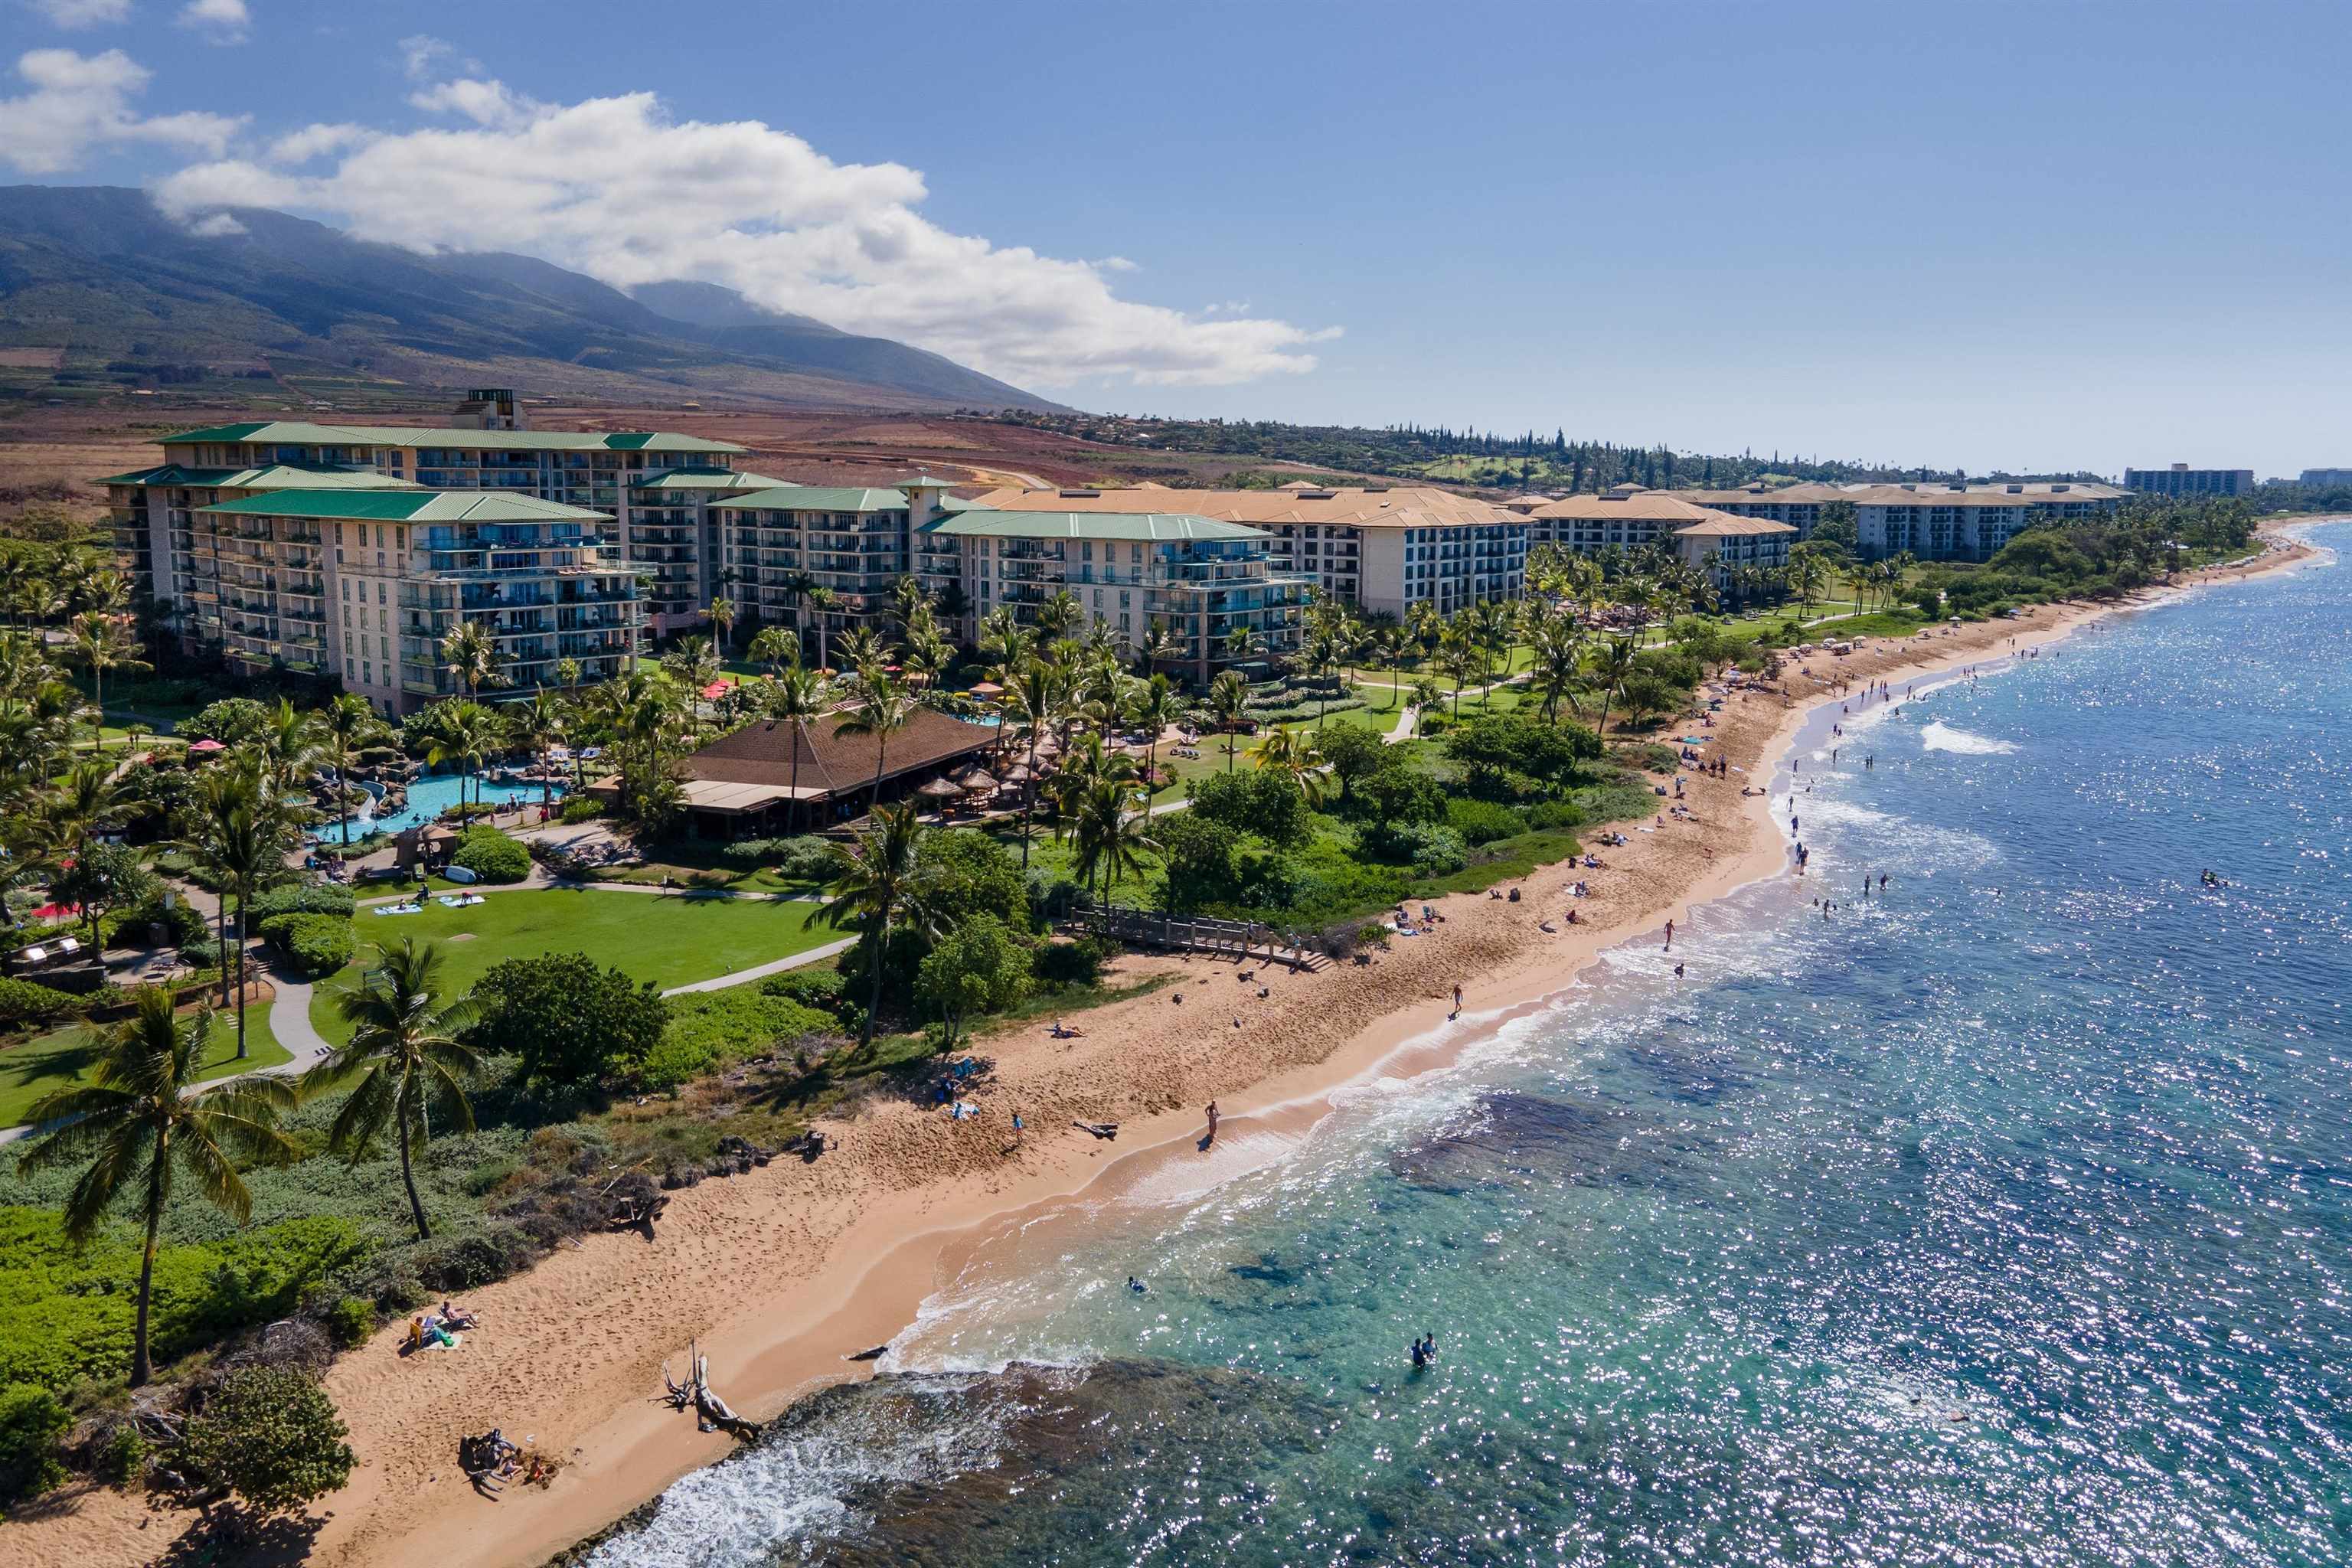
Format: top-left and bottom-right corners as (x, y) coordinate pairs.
(0, 399), (1389, 504)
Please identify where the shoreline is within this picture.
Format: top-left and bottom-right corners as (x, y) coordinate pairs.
(12, 525), (2324, 1568)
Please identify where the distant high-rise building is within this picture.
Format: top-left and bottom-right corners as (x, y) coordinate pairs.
(2123, 465), (2254, 498)
(2297, 468), (2352, 487)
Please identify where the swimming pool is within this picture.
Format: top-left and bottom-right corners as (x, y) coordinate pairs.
(354, 770), (567, 837)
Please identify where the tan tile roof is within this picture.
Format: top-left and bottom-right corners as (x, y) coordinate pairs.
(1527, 492), (1728, 523)
(967, 485), (1521, 531)
(1673, 514), (1799, 537)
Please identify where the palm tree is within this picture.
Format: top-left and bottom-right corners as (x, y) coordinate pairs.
(15, 988), (296, 1386)
(439, 619), (503, 700)
(69, 609), (146, 751)
(1033, 589), (1083, 642)
(978, 609), (1031, 677)
(706, 596), (737, 654)
(317, 691), (384, 847)
(831, 674), (916, 815)
(516, 688), (567, 815)
(1070, 774), (1158, 905)
(804, 585), (840, 671)
(1000, 658), (1072, 871)
(1207, 669), (1248, 771)
(1222, 622), (1265, 668)
(1254, 727), (1327, 806)
(257, 697), (325, 795)
(747, 625), (797, 679)
(1438, 638), (1483, 716)
(662, 634), (720, 697)
(819, 802), (931, 1052)
(178, 762), (283, 1057)
(763, 662), (827, 833)
(420, 698), (501, 811)
(1529, 617), (1589, 721)
(1123, 673), (1185, 790)
(834, 626), (890, 681)
(1592, 635), (1641, 737)
(305, 939), (480, 1241)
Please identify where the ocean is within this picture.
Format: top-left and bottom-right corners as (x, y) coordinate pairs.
(585, 525), (2350, 1568)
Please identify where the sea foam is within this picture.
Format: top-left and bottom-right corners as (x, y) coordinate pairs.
(1920, 720), (2018, 756)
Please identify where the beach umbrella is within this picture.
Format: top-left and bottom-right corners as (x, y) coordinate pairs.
(954, 766), (998, 791)
(969, 679), (1004, 697)
(916, 777), (964, 800)
(701, 680), (729, 701)
(1003, 763), (1033, 784)
(188, 738), (226, 753)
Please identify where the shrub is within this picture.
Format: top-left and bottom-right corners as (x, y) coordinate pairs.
(259, 913), (354, 978)
(1446, 798), (1527, 846)
(248, 883), (358, 921)
(0, 977), (80, 1031)
(916, 916), (1033, 1043)
(323, 1297), (376, 1351)
(1523, 799), (1584, 831)
(0, 1382), (70, 1502)
(760, 965), (848, 1013)
(98, 1419), (147, 1484)
(1364, 822), (1468, 877)
(1033, 935), (1117, 990)
(646, 987), (837, 1089)
(1189, 769), (1311, 848)
(452, 825), (530, 884)
(179, 937), (223, 970)
(179, 1366), (354, 1517)
(472, 953), (668, 1089)
(411, 1226), (537, 1293)
(558, 796), (604, 825)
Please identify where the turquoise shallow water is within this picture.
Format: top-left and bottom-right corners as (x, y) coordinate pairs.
(589, 527), (2351, 1568)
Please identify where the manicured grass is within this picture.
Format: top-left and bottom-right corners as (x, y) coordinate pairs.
(310, 887), (837, 1045)
(0, 1008), (290, 1129)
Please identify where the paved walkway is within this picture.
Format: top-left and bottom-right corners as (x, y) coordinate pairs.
(661, 936), (856, 995)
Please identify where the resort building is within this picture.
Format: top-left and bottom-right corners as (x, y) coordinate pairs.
(915, 508), (1310, 684)
(2123, 465), (2253, 498)
(105, 389), (746, 651)
(1664, 479), (2127, 560)
(1524, 487), (1795, 588)
(185, 490), (639, 716)
(963, 484), (1527, 620)
(715, 476), (964, 658)
(2298, 467), (2352, 486)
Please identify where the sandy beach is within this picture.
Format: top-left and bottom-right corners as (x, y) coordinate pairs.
(11, 524), (2323, 1568)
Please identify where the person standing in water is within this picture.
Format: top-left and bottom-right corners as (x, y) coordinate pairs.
(1204, 1100), (1219, 1146)
(1664, 918), (1675, 951)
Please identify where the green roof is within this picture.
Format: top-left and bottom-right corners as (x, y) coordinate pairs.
(724, 485), (910, 512)
(194, 490), (609, 523)
(630, 469), (791, 492)
(98, 462), (422, 492)
(923, 511), (1266, 543)
(160, 420), (746, 456)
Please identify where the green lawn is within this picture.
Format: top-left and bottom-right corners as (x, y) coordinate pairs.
(310, 887), (835, 1045)
(0, 1008), (289, 1130)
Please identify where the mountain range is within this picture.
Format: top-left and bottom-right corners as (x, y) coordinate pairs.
(0, 186), (1064, 414)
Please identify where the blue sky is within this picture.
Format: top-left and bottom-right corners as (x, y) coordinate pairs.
(7, 0), (2348, 478)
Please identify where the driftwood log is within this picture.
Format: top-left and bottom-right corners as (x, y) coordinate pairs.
(660, 1342), (761, 1442)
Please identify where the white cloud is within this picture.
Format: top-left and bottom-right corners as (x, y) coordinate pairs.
(407, 77), (539, 130)
(188, 211), (243, 236)
(265, 120), (369, 164)
(0, 47), (242, 173)
(27, 0), (132, 27)
(158, 77), (1331, 387)
(176, 0), (246, 39)
(397, 34), (477, 80)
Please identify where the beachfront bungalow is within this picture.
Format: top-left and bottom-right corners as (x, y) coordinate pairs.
(653, 704), (1001, 835)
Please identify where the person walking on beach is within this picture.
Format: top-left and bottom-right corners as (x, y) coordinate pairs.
(1452, 983), (1462, 1014)
(1204, 1100), (1219, 1147)
(1664, 918), (1675, 952)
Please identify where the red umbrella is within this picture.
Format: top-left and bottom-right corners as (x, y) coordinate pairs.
(701, 681), (728, 701)
(189, 738), (225, 753)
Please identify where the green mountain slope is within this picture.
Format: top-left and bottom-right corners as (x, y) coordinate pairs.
(0, 186), (1064, 413)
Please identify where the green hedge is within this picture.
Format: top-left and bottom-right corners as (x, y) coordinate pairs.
(259, 913), (354, 978)
(0, 978), (81, 1032)
(0, 1208), (371, 1392)
(0, 1382), (69, 1502)
(452, 825), (530, 884)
